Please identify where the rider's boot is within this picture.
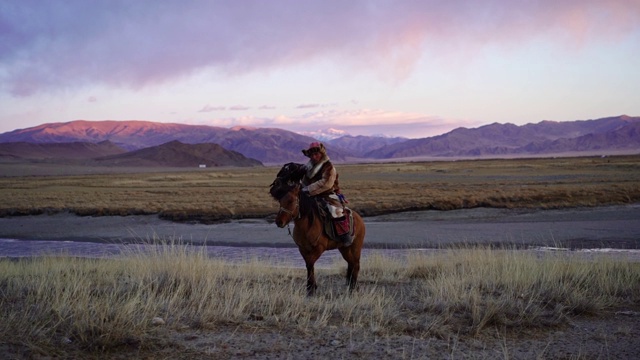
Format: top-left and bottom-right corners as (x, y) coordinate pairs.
(333, 216), (353, 246)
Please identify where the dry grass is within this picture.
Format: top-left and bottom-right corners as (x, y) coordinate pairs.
(1, 243), (638, 357)
(1, 155), (639, 222)
(1, 156), (638, 357)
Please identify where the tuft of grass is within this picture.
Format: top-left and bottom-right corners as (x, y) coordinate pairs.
(0, 244), (639, 357)
(360, 247), (640, 338)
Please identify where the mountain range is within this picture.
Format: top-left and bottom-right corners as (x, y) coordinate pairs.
(366, 115), (640, 158)
(0, 115), (638, 167)
(0, 140), (262, 168)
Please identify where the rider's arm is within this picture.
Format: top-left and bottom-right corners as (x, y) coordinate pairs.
(306, 166), (337, 196)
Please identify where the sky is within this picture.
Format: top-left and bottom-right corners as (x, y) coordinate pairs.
(1, 0), (639, 139)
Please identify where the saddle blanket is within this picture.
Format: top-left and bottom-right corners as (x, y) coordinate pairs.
(323, 208), (354, 242)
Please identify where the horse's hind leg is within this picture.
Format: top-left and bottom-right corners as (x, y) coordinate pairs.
(342, 253), (359, 291)
(340, 248), (361, 292)
(346, 260), (360, 292)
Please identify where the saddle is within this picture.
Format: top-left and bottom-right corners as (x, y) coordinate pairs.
(316, 200), (354, 246)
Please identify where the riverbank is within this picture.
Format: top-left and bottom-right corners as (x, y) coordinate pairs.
(1, 205), (639, 250)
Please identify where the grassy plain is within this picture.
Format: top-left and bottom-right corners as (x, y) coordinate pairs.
(1, 155), (640, 358)
(1, 244), (639, 358)
(1, 155), (639, 222)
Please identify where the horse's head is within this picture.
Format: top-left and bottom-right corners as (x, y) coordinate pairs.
(274, 183), (300, 228)
(270, 162), (309, 227)
(269, 177), (290, 200)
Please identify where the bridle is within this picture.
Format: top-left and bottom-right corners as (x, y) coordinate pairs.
(277, 191), (300, 223)
(275, 185), (322, 243)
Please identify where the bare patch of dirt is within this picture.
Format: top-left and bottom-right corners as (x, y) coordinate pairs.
(6, 309), (636, 359)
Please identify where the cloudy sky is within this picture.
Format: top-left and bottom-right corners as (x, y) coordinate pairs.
(1, 0), (639, 138)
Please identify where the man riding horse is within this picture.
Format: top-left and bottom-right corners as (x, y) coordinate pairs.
(270, 143), (364, 294)
(300, 142), (352, 244)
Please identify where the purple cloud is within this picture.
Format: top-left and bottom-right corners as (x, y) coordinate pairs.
(296, 104), (321, 109)
(198, 105), (226, 112)
(229, 105), (250, 111)
(1, 0), (638, 96)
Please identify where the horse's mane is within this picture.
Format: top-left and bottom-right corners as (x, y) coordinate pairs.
(276, 162), (306, 182)
(270, 162), (319, 225)
(298, 189), (319, 225)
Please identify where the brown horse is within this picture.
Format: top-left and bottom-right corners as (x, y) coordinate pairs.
(270, 167), (365, 295)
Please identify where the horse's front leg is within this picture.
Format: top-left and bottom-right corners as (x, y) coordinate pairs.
(305, 262), (318, 296)
(301, 249), (323, 296)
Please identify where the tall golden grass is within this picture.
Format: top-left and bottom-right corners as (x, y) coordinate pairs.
(1, 155), (639, 221)
(1, 243), (638, 357)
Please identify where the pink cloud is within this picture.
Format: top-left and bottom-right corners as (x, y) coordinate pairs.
(229, 105), (250, 111)
(1, 1), (638, 96)
(209, 109), (481, 138)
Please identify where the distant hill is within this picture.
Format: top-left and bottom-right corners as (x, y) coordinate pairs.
(365, 115), (640, 158)
(327, 135), (407, 157)
(0, 140), (127, 160)
(520, 121), (640, 154)
(1, 115), (639, 163)
(0, 120), (324, 164)
(94, 141), (262, 167)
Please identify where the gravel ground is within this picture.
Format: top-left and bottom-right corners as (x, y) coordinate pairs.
(146, 312), (640, 359)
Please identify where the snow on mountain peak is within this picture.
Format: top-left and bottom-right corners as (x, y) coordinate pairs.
(299, 128), (349, 141)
